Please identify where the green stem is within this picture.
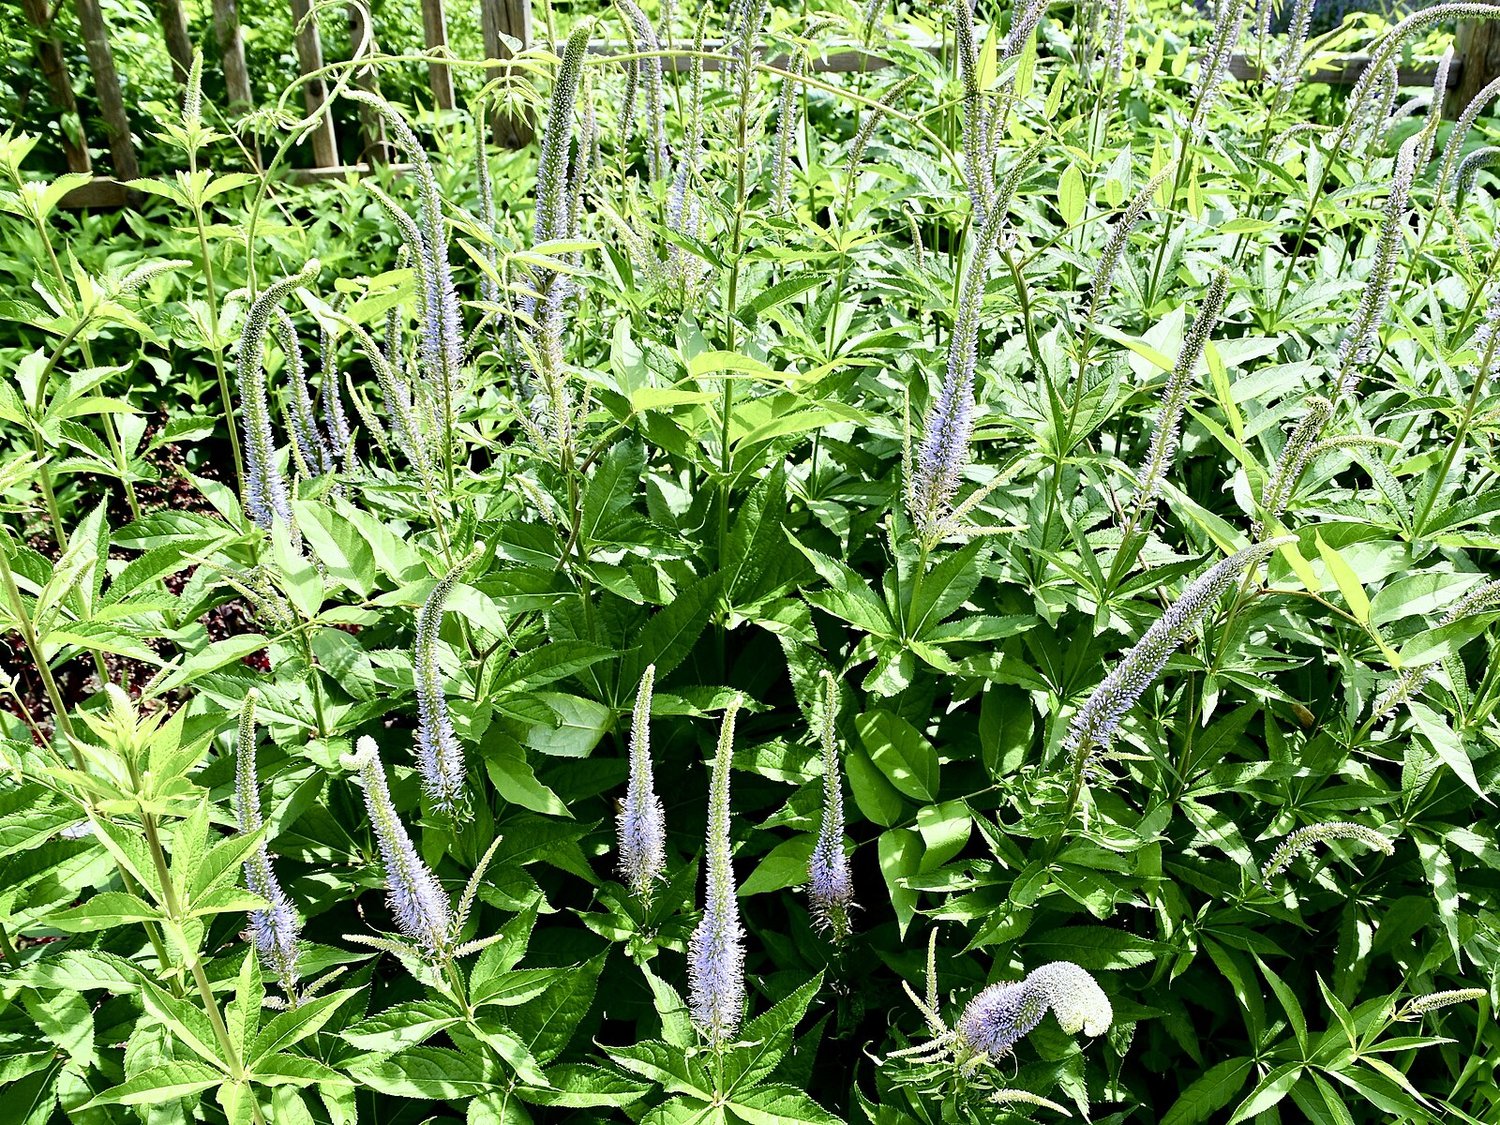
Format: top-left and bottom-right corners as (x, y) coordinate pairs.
(296, 619), (329, 737)
(141, 811), (252, 1088)
(192, 197), (246, 493)
(1414, 325), (1500, 534)
(0, 543), (73, 742)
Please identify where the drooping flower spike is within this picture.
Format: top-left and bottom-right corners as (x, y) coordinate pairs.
(238, 259), (321, 530)
(1063, 537), (1296, 768)
(956, 962), (1113, 1058)
(907, 144), (1041, 544)
(1088, 163), (1175, 327)
(343, 92), (464, 410)
(270, 308), (333, 478)
(349, 736), (454, 959)
(1261, 821), (1395, 883)
(1335, 137), (1418, 399)
(1256, 396), (1335, 539)
(1128, 267), (1231, 522)
(1369, 579), (1500, 722)
(617, 0), (668, 181)
(617, 664), (666, 905)
(888, 932), (1112, 1074)
(234, 690), (301, 1004)
(688, 695), (746, 1048)
(318, 318), (354, 471)
(413, 546), (483, 817)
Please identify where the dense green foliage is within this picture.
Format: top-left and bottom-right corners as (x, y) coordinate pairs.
(2, 1), (1499, 1123)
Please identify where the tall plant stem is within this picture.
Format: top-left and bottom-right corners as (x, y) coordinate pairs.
(33, 214), (142, 522)
(1414, 320), (1500, 534)
(716, 45), (756, 674)
(294, 616), (329, 737)
(189, 189), (246, 493)
(0, 542), (73, 742)
(140, 808), (262, 1124)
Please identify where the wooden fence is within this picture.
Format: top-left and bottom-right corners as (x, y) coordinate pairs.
(20, 0), (1495, 209)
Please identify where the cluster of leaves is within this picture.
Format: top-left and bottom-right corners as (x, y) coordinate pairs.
(2, 0), (1500, 1123)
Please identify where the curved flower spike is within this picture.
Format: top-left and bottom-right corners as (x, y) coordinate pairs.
(413, 547), (482, 816)
(234, 690), (301, 1003)
(888, 950), (1112, 1073)
(957, 962), (1112, 1057)
(349, 736), (453, 959)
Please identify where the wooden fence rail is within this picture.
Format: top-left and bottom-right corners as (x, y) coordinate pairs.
(25, 0), (1486, 209)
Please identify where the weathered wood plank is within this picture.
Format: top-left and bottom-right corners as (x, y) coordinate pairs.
(1455, 18), (1500, 112)
(290, 0), (340, 167)
(286, 162), (415, 183)
(154, 0), (195, 91)
(347, 3), (390, 163)
(480, 0), (534, 147)
(423, 0), (457, 110)
(1226, 52), (1453, 88)
(212, 0), (253, 111)
(58, 177), (132, 209)
(20, 0), (92, 173)
(73, 0), (139, 180)
(577, 38), (1446, 87)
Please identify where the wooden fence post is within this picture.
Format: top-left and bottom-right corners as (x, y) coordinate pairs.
(1455, 19), (1500, 115)
(480, 0), (534, 147)
(422, 0), (457, 110)
(154, 0), (195, 91)
(212, 0), (253, 112)
(73, 0), (139, 180)
(21, 0), (92, 173)
(290, 0), (340, 167)
(347, 2), (390, 164)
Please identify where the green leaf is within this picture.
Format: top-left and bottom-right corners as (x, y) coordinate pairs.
(483, 737), (572, 817)
(877, 828), (921, 937)
(82, 1062), (223, 1107)
(608, 1040), (710, 1098)
(469, 967), (561, 1008)
(295, 501), (377, 597)
(729, 973), (824, 1089)
(250, 989), (360, 1063)
(1057, 162), (1087, 227)
(740, 835), (815, 896)
(728, 1084), (842, 1125)
(1408, 703), (1488, 801)
(581, 441), (646, 544)
(346, 1047), (494, 1098)
(150, 634), (269, 696)
(505, 951), (605, 1064)
(856, 710), (938, 801)
(1161, 1058), (1254, 1125)
(725, 464), (789, 605)
(619, 572), (722, 690)
(342, 1000), (461, 1052)
(525, 692), (613, 758)
(471, 1017), (551, 1087)
(270, 520), (323, 618)
(519, 1064), (650, 1108)
(1315, 533), (1371, 624)
(915, 800), (971, 872)
(1025, 925), (1164, 969)
(1226, 1062), (1303, 1124)
(844, 745), (905, 827)
(736, 273), (822, 327)
(789, 535), (893, 637)
(43, 891), (158, 932)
